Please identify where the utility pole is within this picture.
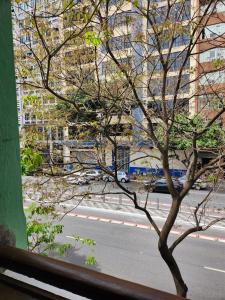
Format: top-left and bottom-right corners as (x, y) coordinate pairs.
(0, 0), (27, 249)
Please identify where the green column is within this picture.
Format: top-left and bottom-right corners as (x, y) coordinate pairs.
(0, 0), (27, 249)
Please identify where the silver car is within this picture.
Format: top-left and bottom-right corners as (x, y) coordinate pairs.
(103, 171), (130, 183)
(178, 175), (208, 190)
(66, 176), (89, 185)
(84, 169), (103, 180)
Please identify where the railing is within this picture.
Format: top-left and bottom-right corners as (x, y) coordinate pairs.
(0, 246), (185, 300)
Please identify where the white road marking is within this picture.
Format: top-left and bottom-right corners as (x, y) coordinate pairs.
(136, 224), (150, 229)
(111, 220), (123, 224)
(76, 214), (87, 218)
(123, 222), (136, 227)
(99, 218), (110, 222)
(204, 266), (225, 273)
(198, 235), (217, 241)
(88, 216), (98, 220)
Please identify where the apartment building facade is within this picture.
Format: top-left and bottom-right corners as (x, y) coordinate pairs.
(14, 0), (225, 175)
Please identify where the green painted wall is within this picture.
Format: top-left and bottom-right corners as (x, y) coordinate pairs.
(0, 0), (27, 248)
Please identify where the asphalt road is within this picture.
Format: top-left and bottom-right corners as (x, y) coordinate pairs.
(22, 176), (225, 300)
(53, 210), (225, 300)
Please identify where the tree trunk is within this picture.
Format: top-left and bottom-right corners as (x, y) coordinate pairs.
(158, 241), (188, 298)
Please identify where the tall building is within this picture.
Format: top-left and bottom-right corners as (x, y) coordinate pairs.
(13, 0), (225, 175)
(197, 0), (225, 123)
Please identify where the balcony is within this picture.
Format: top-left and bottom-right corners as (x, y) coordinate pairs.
(0, 246), (185, 300)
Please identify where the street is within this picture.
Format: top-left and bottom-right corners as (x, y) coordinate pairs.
(22, 176), (225, 299)
(54, 209), (225, 300)
(23, 176), (225, 231)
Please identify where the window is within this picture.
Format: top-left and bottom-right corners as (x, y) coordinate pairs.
(102, 57), (132, 75)
(202, 23), (225, 39)
(108, 11), (133, 27)
(108, 0), (125, 6)
(169, 52), (190, 71)
(102, 34), (131, 53)
(199, 70), (225, 85)
(149, 27), (190, 50)
(201, 1), (225, 15)
(147, 98), (188, 113)
(148, 1), (191, 25)
(25, 113), (29, 120)
(148, 51), (190, 72)
(200, 47), (225, 63)
(148, 74), (190, 96)
(20, 34), (31, 44)
(58, 127), (63, 140)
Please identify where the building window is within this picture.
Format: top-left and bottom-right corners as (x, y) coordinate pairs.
(148, 51), (190, 72)
(108, 11), (133, 27)
(148, 1), (191, 25)
(199, 47), (225, 63)
(148, 74), (190, 96)
(199, 70), (225, 85)
(202, 23), (225, 39)
(102, 57), (132, 75)
(148, 27), (190, 50)
(201, 2), (225, 15)
(114, 146), (130, 173)
(102, 34), (131, 53)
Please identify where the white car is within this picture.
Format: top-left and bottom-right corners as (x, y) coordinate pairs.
(66, 176), (89, 185)
(103, 171), (130, 183)
(84, 169), (103, 180)
(178, 175), (208, 190)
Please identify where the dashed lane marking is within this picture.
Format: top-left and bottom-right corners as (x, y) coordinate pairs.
(88, 216), (98, 220)
(198, 235), (217, 241)
(76, 214), (87, 218)
(111, 220), (123, 224)
(99, 218), (110, 222)
(218, 238), (225, 243)
(204, 266), (225, 273)
(136, 224), (150, 229)
(24, 205), (225, 244)
(63, 212), (225, 244)
(123, 222), (136, 227)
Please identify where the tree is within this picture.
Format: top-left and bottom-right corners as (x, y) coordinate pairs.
(14, 0), (225, 297)
(26, 202), (96, 265)
(22, 149), (96, 265)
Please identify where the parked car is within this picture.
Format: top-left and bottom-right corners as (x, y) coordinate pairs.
(65, 176), (90, 185)
(103, 171), (130, 183)
(144, 178), (183, 193)
(178, 175), (208, 190)
(84, 169), (103, 181)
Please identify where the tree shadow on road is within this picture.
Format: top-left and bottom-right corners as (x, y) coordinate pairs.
(48, 246), (101, 272)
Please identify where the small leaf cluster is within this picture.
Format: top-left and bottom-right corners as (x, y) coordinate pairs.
(25, 203), (96, 264)
(68, 235), (96, 265)
(21, 148), (43, 175)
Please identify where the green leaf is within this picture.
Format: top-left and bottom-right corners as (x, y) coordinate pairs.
(20, 148), (43, 175)
(83, 32), (101, 46)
